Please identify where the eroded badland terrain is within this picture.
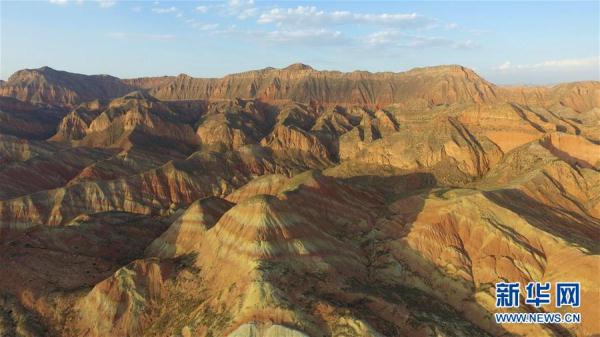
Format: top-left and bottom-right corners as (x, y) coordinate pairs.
(0, 64), (598, 337)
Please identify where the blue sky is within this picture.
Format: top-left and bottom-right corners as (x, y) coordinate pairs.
(1, 0), (598, 84)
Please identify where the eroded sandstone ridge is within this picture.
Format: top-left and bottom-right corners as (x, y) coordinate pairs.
(0, 64), (598, 337)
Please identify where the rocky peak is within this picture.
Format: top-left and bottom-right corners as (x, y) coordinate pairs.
(283, 63), (314, 72)
(176, 73), (192, 79)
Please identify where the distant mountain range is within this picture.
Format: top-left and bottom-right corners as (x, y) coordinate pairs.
(2, 64), (598, 111)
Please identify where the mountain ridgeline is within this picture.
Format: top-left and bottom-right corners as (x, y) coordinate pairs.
(2, 63), (597, 111)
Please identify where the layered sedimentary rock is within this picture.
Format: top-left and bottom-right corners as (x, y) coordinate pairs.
(382, 147), (600, 337)
(0, 134), (59, 163)
(0, 146), (117, 200)
(0, 211), (170, 336)
(0, 150), (268, 228)
(0, 64), (599, 337)
(50, 101), (105, 141)
(4, 64), (597, 113)
(133, 64), (499, 108)
(225, 174), (290, 203)
(66, 91), (201, 154)
(0, 67), (132, 106)
(75, 258), (168, 337)
(196, 99), (271, 151)
(339, 113), (504, 185)
(146, 196), (234, 258)
(261, 124), (332, 161)
(0, 293), (47, 337)
(0, 97), (66, 139)
(499, 81), (600, 113)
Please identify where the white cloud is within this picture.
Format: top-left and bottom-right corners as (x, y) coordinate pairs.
(453, 39), (476, 49)
(364, 30), (476, 50)
(225, 0), (257, 19)
(228, 0), (254, 9)
(201, 24), (219, 31)
(493, 57), (599, 71)
(192, 23), (219, 31)
(196, 5), (208, 13)
(495, 61), (513, 71)
(397, 36), (469, 49)
(49, 0), (115, 8)
(107, 32), (176, 40)
(364, 30), (397, 46)
(152, 6), (177, 14)
(265, 29), (344, 45)
(209, 25), (347, 47)
(237, 7), (257, 19)
(258, 6), (433, 29)
(209, 24), (471, 50)
(131, 6), (141, 12)
(98, 0), (115, 8)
